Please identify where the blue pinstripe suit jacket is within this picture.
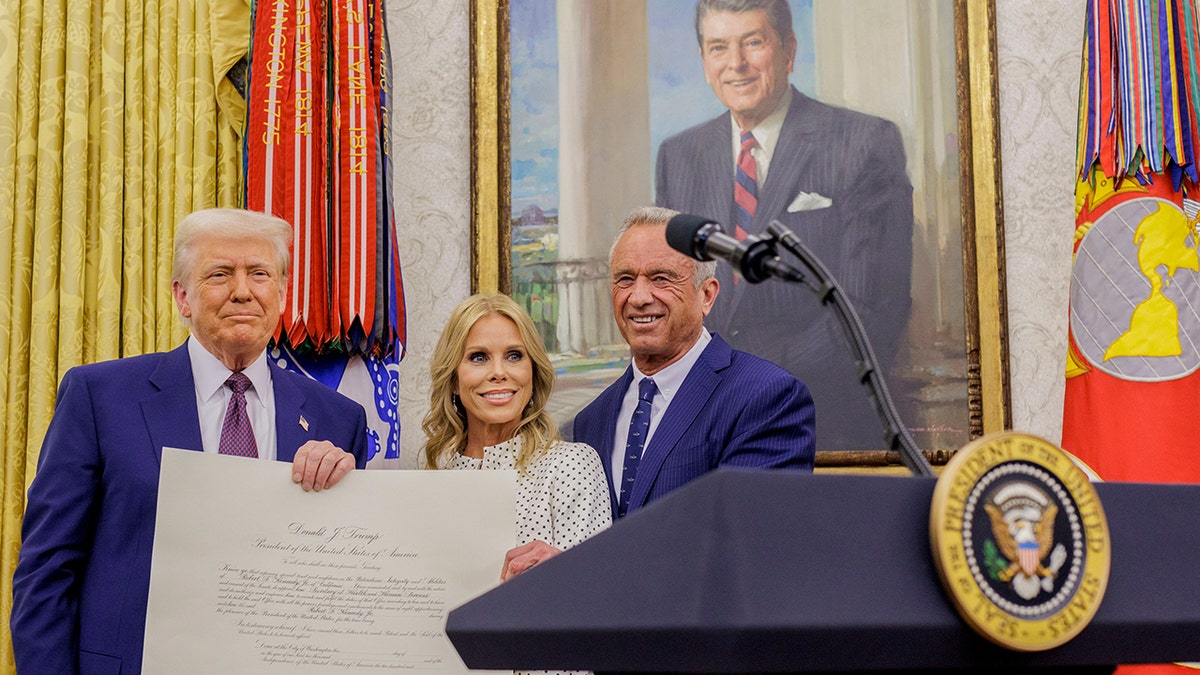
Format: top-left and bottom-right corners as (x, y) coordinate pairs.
(573, 334), (815, 519)
(655, 87), (914, 451)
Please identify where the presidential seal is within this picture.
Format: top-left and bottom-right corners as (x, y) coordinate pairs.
(929, 431), (1110, 651)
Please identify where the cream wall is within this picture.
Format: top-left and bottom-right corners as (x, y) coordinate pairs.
(388, 0), (1085, 468)
(995, 1), (1084, 445)
(386, 0), (473, 468)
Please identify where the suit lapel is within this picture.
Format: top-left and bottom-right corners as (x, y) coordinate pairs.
(693, 113), (736, 226)
(627, 338), (731, 511)
(140, 346), (312, 464)
(272, 363), (309, 462)
(686, 113), (742, 325)
(596, 368), (634, 513)
(142, 344), (204, 465)
(755, 87), (820, 230)
(727, 89), (816, 320)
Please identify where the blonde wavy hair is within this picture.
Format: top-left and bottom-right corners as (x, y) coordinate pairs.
(421, 294), (559, 471)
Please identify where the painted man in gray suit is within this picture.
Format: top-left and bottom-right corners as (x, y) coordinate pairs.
(655, 0), (915, 450)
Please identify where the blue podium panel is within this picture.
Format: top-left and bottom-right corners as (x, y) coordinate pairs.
(447, 470), (1200, 672)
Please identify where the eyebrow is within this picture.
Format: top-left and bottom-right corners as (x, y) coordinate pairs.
(464, 342), (526, 352)
(612, 266), (688, 280)
(704, 28), (768, 47)
(200, 258), (274, 269)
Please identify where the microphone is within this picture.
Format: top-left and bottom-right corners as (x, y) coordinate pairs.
(664, 213), (934, 477)
(665, 214), (804, 284)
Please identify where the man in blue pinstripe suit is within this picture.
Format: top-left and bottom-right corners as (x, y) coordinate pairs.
(573, 206), (815, 520)
(656, 0), (915, 451)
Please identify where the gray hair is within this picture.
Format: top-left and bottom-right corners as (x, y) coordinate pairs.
(172, 208), (293, 286)
(694, 0), (794, 47)
(609, 206), (717, 287)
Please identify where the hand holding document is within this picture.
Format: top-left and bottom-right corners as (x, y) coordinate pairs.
(144, 448), (514, 674)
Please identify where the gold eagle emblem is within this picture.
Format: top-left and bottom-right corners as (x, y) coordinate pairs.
(984, 483), (1068, 599)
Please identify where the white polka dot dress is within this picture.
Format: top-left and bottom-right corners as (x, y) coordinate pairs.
(443, 437), (612, 550)
(442, 437), (611, 675)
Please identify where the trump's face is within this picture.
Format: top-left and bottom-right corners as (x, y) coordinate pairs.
(699, 8), (796, 131)
(172, 233), (286, 371)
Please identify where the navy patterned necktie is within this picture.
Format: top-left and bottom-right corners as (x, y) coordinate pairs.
(218, 372), (259, 458)
(617, 377), (657, 518)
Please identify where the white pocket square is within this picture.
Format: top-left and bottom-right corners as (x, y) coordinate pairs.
(787, 191), (833, 212)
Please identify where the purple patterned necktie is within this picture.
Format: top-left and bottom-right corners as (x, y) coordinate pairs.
(218, 372), (258, 458)
(617, 377), (657, 518)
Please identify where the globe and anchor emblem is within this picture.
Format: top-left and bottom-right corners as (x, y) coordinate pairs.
(1070, 197), (1200, 381)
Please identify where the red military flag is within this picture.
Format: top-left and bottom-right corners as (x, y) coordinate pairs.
(1064, 1), (1200, 671)
(1064, 173), (1200, 485)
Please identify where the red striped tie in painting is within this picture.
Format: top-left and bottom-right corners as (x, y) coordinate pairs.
(734, 129), (757, 241)
(244, 0), (405, 358)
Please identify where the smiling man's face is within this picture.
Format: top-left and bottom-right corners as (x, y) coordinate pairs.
(699, 8), (796, 131)
(609, 223), (718, 375)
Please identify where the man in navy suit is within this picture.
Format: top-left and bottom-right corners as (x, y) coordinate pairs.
(10, 208), (369, 675)
(576, 206), (814, 517)
(656, 0), (915, 451)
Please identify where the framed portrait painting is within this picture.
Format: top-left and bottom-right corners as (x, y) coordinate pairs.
(470, 0), (1008, 468)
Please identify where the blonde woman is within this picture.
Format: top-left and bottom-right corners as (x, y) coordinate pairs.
(423, 294), (611, 579)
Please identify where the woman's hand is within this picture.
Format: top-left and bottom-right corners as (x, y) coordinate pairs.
(500, 539), (562, 581)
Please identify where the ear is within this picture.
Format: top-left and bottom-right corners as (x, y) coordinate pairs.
(172, 280), (193, 320)
(786, 34), (797, 74)
(698, 276), (720, 317)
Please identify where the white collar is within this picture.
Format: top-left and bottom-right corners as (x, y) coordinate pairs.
(730, 86), (793, 160)
(187, 337), (272, 405)
(630, 328), (712, 407)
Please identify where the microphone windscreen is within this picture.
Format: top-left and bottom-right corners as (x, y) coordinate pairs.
(665, 214), (719, 259)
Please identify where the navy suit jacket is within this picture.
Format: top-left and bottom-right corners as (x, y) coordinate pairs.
(10, 343), (369, 675)
(573, 334), (815, 519)
(656, 87), (914, 450)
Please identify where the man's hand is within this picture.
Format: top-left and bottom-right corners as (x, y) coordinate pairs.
(292, 440), (355, 491)
(500, 540), (562, 581)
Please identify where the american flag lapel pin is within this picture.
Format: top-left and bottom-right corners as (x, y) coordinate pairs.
(299, 415), (309, 432)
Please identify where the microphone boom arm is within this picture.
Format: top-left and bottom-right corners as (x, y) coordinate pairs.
(766, 220), (935, 478)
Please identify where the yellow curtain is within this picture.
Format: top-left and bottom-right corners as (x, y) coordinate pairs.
(0, 0), (246, 670)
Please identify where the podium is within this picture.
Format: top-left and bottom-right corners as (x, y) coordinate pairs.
(446, 470), (1200, 672)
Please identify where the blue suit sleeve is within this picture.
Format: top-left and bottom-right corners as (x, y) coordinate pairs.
(349, 404), (369, 469)
(720, 365), (816, 471)
(11, 369), (101, 675)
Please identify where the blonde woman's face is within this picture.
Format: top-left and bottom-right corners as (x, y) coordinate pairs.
(455, 314), (534, 444)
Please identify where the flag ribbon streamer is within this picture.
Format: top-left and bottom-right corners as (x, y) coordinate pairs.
(1078, 0), (1199, 187)
(245, 0), (404, 357)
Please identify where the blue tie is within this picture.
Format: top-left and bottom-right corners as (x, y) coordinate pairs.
(618, 377), (657, 518)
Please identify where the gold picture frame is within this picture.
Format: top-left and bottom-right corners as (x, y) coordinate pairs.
(470, 0), (1010, 467)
